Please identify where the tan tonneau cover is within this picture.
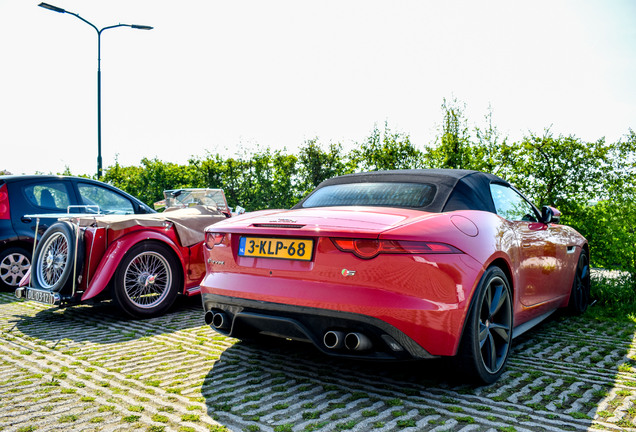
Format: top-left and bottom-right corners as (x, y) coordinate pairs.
(74, 205), (226, 247)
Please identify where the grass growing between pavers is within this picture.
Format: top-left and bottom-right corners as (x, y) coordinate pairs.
(1, 271), (636, 431)
(589, 271), (636, 323)
(197, 321), (635, 431)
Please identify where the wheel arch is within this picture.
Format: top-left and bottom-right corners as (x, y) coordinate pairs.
(452, 262), (514, 383)
(488, 257), (514, 299)
(454, 256), (514, 356)
(582, 242), (590, 259)
(0, 239), (33, 256)
(565, 242), (591, 314)
(81, 231), (186, 302)
(129, 238), (185, 287)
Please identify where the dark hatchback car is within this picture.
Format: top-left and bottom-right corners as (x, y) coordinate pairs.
(0, 175), (154, 290)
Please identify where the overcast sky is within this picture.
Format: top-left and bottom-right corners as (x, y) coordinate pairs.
(1, 0), (634, 177)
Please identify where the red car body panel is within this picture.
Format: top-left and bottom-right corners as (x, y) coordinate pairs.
(80, 226), (187, 301)
(200, 181), (586, 359)
(185, 242), (207, 293)
(203, 249), (483, 355)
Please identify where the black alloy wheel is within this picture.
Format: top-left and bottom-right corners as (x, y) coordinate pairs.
(568, 250), (590, 315)
(457, 266), (513, 385)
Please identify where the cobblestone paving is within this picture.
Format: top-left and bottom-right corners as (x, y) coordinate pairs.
(1, 291), (636, 432)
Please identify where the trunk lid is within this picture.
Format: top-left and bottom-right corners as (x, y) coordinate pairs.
(208, 207), (438, 238)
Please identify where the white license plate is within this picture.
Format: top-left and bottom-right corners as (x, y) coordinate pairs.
(26, 288), (59, 305)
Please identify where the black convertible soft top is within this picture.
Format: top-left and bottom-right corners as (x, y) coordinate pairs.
(294, 169), (510, 213)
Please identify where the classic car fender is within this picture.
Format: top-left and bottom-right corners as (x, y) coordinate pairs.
(81, 231), (186, 301)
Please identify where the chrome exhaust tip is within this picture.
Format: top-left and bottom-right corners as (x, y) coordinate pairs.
(212, 311), (229, 330)
(345, 332), (372, 351)
(323, 330), (345, 349)
(204, 310), (214, 326)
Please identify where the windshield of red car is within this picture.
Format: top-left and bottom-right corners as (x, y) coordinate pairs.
(300, 182), (437, 208)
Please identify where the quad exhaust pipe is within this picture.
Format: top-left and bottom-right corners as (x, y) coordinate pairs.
(205, 310), (230, 330)
(323, 330), (372, 351)
(344, 332), (372, 351)
(323, 331), (345, 349)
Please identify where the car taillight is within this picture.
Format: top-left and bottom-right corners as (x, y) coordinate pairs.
(330, 238), (462, 259)
(205, 232), (225, 249)
(0, 184), (9, 220)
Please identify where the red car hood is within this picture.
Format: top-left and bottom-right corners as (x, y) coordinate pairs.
(208, 207), (443, 237)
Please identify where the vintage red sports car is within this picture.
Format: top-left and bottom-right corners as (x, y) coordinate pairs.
(200, 169), (590, 383)
(16, 189), (231, 318)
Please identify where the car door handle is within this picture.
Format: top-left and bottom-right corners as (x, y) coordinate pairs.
(21, 216), (32, 223)
(522, 243), (531, 248)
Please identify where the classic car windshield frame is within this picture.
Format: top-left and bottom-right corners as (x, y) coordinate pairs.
(163, 189), (229, 213)
(300, 182), (437, 209)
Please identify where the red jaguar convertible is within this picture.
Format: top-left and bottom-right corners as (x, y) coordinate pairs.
(16, 189), (230, 318)
(200, 169), (589, 384)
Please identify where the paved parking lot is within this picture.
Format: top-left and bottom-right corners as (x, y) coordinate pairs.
(1, 291), (636, 432)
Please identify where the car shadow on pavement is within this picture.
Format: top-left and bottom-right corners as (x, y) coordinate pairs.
(4, 291), (206, 345)
(203, 336), (459, 431)
(202, 312), (636, 431)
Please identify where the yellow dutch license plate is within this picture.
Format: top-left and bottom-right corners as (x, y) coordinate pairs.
(239, 237), (313, 261)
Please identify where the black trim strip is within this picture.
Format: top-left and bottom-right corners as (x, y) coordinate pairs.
(202, 293), (436, 360)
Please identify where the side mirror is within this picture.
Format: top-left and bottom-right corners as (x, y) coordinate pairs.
(541, 206), (561, 224)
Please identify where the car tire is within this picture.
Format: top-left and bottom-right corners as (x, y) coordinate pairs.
(568, 250), (590, 315)
(0, 247), (31, 290)
(456, 266), (513, 385)
(112, 241), (181, 319)
(32, 221), (84, 293)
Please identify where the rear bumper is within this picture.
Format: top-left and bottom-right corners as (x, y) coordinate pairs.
(202, 293), (437, 360)
(200, 250), (483, 357)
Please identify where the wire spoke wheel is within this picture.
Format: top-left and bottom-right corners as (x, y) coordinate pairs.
(39, 233), (69, 287)
(123, 251), (172, 308)
(113, 242), (181, 318)
(32, 222), (82, 293)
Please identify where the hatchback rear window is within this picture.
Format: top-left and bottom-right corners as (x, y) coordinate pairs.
(301, 182), (437, 208)
(23, 182), (71, 211)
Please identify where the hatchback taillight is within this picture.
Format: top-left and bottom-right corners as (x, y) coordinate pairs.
(331, 238), (462, 259)
(205, 232), (225, 249)
(0, 184), (9, 220)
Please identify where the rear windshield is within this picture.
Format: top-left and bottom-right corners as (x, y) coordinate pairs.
(301, 182), (437, 208)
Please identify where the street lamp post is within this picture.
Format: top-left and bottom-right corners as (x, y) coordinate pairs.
(38, 3), (153, 179)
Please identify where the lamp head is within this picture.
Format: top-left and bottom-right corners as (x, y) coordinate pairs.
(38, 2), (66, 13)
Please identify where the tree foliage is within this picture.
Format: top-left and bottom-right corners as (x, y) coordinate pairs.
(297, 139), (349, 196)
(494, 131), (614, 207)
(424, 98), (473, 169)
(350, 122), (423, 171)
(561, 130), (636, 275)
(87, 101), (634, 275)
